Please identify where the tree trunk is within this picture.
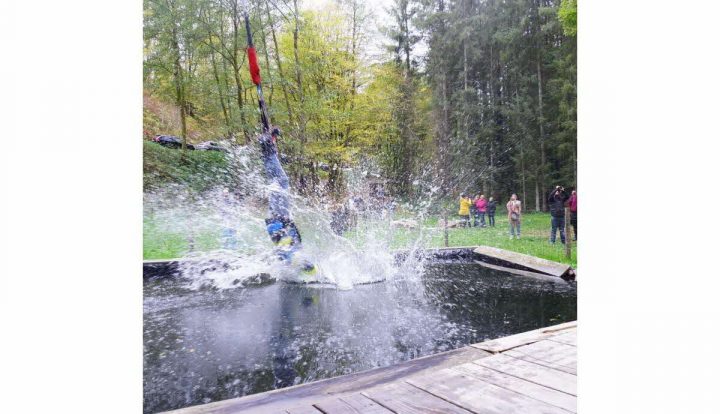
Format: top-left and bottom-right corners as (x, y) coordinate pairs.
(169, 19), (188, 151)
(205, 17), (230, 134)
(231, 0), (250, 143)
(232, 61), (249, 144)
(535, 175), (540, 212)
(344, 0), (360, 144)
(440, 70), (450, 191)
(292, 0), (306, 144)
(520, 143), (527, 206)
(218, 15), (234, 125)
(537, 57), (546, 211)
(463, 39), (470, 160)
(515, 89), (527, 204)
(257, 11), (274, 105)
(489, 140), (494, 195)
(534, 0), (547, 211)
(463, 40), (468, 91)
(212, 50), (231, 134)
(265, 0), (294, 126)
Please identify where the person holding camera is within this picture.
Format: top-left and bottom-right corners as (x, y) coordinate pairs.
(506, 194), (522, 238)
(548, 185), (570, 244)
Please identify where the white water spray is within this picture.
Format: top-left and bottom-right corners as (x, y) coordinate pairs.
(144, 143), (437, 289)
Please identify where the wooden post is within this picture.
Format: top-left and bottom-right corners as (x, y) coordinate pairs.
(564, 207), (571, 259)
(187, 234), (195, 253)
(443, 212), (449, 247)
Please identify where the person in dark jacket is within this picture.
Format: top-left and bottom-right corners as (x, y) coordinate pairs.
(470, 194), (479, 227)
(568, 190), (577, 241)
(548, 186), (570, 244)
(486, 197), (497, 227)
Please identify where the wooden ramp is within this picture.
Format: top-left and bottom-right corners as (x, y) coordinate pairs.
(473, 246), (575, 279)
(163, 322), (577, 414)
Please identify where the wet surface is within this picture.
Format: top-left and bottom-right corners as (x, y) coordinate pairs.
(143, 262), (576, 413)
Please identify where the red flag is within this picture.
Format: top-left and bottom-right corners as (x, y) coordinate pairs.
(247, 47), (262, 85)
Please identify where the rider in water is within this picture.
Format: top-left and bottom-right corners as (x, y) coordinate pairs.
(259, 127), (317, 277)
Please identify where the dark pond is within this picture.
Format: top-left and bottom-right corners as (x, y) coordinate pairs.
(143, 262), (576, 413)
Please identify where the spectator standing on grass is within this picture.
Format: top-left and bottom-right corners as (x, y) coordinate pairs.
(568, 190), (577, 240)
(548, 186), (570, 244)
(470, 194), (479, 227)
(487, 197), (497, 227)
(458, 193), (472, 227)
(507, 194), (522, 238)
(475, 194), (488, 227)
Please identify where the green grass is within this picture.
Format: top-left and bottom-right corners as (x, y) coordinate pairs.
(144, 211), (576, 268)
(143, 141), (231, 192)
(143, 215), (223, 260)
(387, 212), (577, 268)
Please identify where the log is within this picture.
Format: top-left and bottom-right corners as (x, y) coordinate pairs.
(391, 219), (419, 229)
(473, 260), (565, 282)
(473, 246), (574, 279)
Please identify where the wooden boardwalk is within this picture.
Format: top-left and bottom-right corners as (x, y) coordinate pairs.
(165, 321), (577, 414)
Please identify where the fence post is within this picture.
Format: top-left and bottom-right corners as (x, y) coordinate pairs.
(564, 207), (571, 259)
(444, 212), (449, 247)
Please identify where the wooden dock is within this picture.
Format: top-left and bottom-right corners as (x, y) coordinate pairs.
(164, 321), (577, 414)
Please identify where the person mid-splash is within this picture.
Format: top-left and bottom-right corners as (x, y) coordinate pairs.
(259, 127), (316, 276)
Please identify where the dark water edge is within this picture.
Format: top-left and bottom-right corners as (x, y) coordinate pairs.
(143, 263), (576, 413)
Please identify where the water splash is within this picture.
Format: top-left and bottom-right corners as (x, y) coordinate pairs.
(144, 143), (435, 290)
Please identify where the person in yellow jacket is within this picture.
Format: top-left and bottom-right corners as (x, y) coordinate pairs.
(458, 192), (472, 227)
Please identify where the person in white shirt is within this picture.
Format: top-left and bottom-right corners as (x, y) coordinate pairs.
(506, 194), (522, 239)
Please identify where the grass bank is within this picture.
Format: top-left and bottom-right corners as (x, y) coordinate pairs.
(387, 212), (577, 267)
(144, 211), (576, 268)
(143, 141), (231, 192)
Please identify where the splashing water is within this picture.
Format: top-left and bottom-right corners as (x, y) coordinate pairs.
(144, 143), (434, 290)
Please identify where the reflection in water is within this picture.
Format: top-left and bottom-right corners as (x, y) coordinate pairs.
(143, 263), (576, 413)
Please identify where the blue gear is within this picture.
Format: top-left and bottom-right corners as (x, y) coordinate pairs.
(265, 217), (303, 261)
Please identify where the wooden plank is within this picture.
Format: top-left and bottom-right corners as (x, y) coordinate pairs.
(161, 347), (490, 414)
(160, 326), (578, 414)
(511, 341), (577, 368)
(473, 246), (572, 278)
(452, 363), (576, 412)
(471, 323), (576, 353)
(407, 368), (570, 414)
(474, 354), (577, 396)
(362, 381), (474, 414)
(160, 401), (294, 414)
(311, 398), (353, 414)
(313, 393), (392, 414)
(504, 351), (577, 376)
(339, 393), (395, 413)
(473, 260), (565, 282)
(545, 331), (576, 347)
(285, 405), (323, 414)
(316, 346), (491, 395)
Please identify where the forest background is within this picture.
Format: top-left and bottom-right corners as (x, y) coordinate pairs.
(144, 0), (577, 210)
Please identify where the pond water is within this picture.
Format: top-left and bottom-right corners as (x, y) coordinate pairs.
(143, 262), (576, 413)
